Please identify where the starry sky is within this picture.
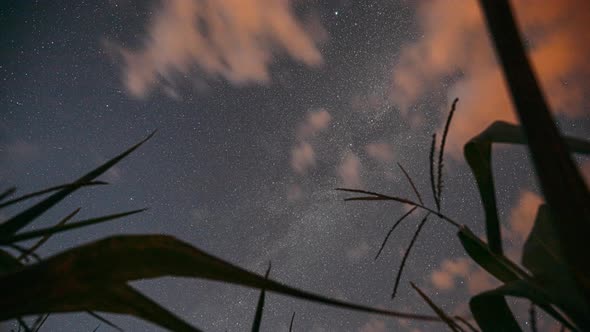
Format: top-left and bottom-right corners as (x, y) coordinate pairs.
(1, 1), (590, 331)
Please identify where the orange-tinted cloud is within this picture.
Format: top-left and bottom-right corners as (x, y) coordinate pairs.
(337, 151), (362, 188)
(110, 0), (324, 98)
(297, 109), (332, 140)
(359, 318), (386, 332)
(430, 258), (470, 291)
(290, 109), (332, 175)
(365, 142), (394, 163)
(508, 190), (543, 241)
(431, 257), (498, 294)
(291, 142), (315, 174)
(390, 0), (590, 155)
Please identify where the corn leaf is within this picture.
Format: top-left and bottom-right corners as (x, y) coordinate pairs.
(0, 235), (442, 330)
(1, 209), (146, 245)
(0, 132), (154, 238)
(522, 205), (590, 329)
(463, 121), (590, 256)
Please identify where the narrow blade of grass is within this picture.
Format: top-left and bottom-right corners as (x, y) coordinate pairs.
(17, 208), (81, 261)
(289, 312), (295, 332)
(397, 163), (424, 205)
(429, 134), (439, 211)
(410, 282), (462, 332)
(375, 206), (417, 260)
(0, 182), (107, 210)
(392, 213), (430, 299)
(251, 263), (271, 332)
(0, 187), (16, 202)
(336, 188), (415, 205)
(436, 98), (459, 210)
(453, 316), (479, 332)
(32, 314), (49, 332)
(0, 131), (154, 238)
(3, 209), (146, 244)
(337, 188), (461, 229)
(87, 311), (123, 332)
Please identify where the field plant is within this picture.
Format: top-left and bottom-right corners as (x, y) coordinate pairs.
(1, 0), (588, 331)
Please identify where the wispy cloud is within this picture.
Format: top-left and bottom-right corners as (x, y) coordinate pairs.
(390, 0), (590, 155)
(430, 257), (498, 295)
(365, 142), (394, 163)
(337, 151), (362, 188)
(289, 109), (332, 175)
(507, 190), (543, 242)
(108, 0), (324, 98)
(291, 142), (315, 175)
(359, 318), (386, 332)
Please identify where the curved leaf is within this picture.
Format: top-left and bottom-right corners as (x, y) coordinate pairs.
(470, 280), (577, 331)
(522, 205), (590, 329)
(0, 235), (442, 329)
(458, 227), (527, 283)
(0, 132), (154, 238)
(463, 121), (590, 256)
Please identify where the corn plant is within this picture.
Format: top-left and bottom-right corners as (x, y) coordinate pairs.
(338, 1), (590, 330)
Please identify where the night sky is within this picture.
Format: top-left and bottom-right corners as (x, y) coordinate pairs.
(1, 1), (589, 331)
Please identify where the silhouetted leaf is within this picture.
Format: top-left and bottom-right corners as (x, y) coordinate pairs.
(0, 235), (442, 330)
(0, 249), (21, 274)
(463, 121), (590, 256)
(458, 227), (526, 283)
(2, 209), (146, 244)
(251, 263), (271, 332)
(0, 187), (16, 202)
(0, 182), (107, 210)
(0, 132), (154, 238)
(522, 205), (590, 329)
(470, 280), (576, 332)
(17, 209), (80, 261)
(289, 312), (295, 332)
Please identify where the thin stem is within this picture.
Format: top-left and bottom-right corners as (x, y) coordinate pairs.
(529, 302), (537, 332)
(392, 213), (430, 299)
(454, 316), (480, 332)
(336, 188), (461, 229)
(429, 134), (439, 211)
(437, 98), (459, 210)
(17, 209), (80, 261)
(289, 312), (295, 332)
(375, 206), (418, 260)
(397, 163), (424, 205)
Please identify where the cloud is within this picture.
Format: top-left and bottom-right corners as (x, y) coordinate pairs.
(297, 108), (332, 140)
(365, 142), (394, 163)
(430, 258), (470, 291)
(0, 140), (40, 161)
(109, 0), (324, 98)
(508, 190), (544, 241)
(291, 142), (315, 174)
(346, 240), (371, 263)
(430, 257), (497, 294)
(289, 109), (332, 175)
(390, 0), (590, 156)
(337, 151), (362, 188)
(359, 318), (386, 332)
